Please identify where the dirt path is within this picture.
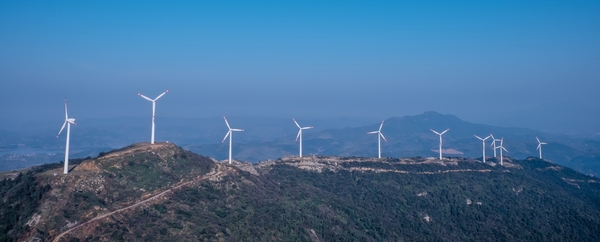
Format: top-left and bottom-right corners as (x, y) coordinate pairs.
(53, 164), (228, 242)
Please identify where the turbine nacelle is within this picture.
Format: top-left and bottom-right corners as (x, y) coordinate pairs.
(137, 89), (170, 102)
(222, 116), (244, 164)
(293, 119), (313, 157)
(368, 121), (387, 142)
(293, 119), (313, 142)
(57, 98), (77, 139)
(431, 128), (450, 136)
(474, 134), (491, 163)
(57, 97), (76, 174)
(137, 89), (169, 144)
(222, 117), (244, 142)
(474, 134), (491, 141)
(431, 128), (450, 160)
(536, 136), (548, 150)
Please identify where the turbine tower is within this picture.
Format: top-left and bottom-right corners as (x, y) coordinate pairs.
(430, 128), (450, 160)
(293, 119), (313, 158)
(474, 135), (491, 163)
(498, 138), (508, 165)
(137, 89), (169, 144)
(536, 136), (548, 159)
(222, 116), (244, 164)
(56, 97), (77, 174)
(367, 121), (387, 158)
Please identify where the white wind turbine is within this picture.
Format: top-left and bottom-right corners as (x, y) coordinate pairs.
(367, 121), (387, 158)
(474, 134), (491, 163)
(431, 128), (450, 160)
(137, 89), (169, 144)
(293, 119), (314, 158)
(222, 116), (244, 164)
(536, 136), (548, 159)
(498, 138), (508, 165)
(56, 97), (77, 174)
(490, 133), (500, 157)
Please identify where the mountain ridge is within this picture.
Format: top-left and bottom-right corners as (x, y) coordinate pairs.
(2, 111), (599, 176)
(187, 111), (600, 176)
(2, 142), (600, 241)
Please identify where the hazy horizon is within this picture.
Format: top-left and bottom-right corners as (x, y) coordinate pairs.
(2, 1), (599, 135)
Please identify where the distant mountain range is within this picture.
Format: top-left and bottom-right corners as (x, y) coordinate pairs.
(186, 112), (600, 176)
(1, 111), (599, 176)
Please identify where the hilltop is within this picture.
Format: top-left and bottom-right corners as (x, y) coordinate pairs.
(2, 143), (600, 241)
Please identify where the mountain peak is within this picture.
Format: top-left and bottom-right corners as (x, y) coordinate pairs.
(74, 142), (182, 172)
(419, 111), (460, 120)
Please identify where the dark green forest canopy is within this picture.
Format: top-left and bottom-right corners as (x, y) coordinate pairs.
(71, 157), (600, 241)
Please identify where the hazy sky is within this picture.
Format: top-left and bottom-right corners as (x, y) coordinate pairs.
(1, 1), (599, 132)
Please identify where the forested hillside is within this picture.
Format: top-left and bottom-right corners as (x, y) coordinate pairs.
(2, 143), (600, 241)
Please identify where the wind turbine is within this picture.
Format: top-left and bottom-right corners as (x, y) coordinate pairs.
(367, 121), (387, 158)
(536, 136), (547, 159)
(498, 138), (508, 165)
(137, 89), (169, 144)
(56, 97), (77, 174)
(222, 116), (244, 164)
(293, 119), (313, 158)
(490, 133), (500, 157)
(474, 135), (491, 163)
(430, 128), (450, 160)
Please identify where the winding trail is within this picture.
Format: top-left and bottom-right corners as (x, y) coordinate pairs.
(53, 164), (228, 242)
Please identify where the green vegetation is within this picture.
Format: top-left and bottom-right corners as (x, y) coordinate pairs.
(74, 157), (600, 241)
(4, 142), (600, 241)
(2, 143), (215, 241)
(0, 156), (91, 242)
(0, 171), (50, 242)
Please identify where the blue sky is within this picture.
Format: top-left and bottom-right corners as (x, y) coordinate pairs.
(1, 1), (599, 133)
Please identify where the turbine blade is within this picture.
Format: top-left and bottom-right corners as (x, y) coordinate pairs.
(430, 129), (441, 135)
(293, 119), (301, 128)
(380, 132), (387, 142)
(302, 126), (314, 130)
(440, 128), (450, 135)
(137, 93), (153, 102)
(367, 131), (378, 134)
(232, 129), (244, 132)
(484, 135), (491, 140)
(536, 136), (541, 143)
(56, 121), (67, 138)
(222, 131), (230, 143)
(474, 135), (482, 140)
(541, 142), (548, 145)
(295, 130), (301, 142)
(378, 121), (384, 132)
(536, 144), (541, 150)
(64, 97), (68, 119)
(155, 89), (170, 100)
(489, 133), (495, 139)
(223, 116), (231, 129)
(502, 147), (509, 153)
